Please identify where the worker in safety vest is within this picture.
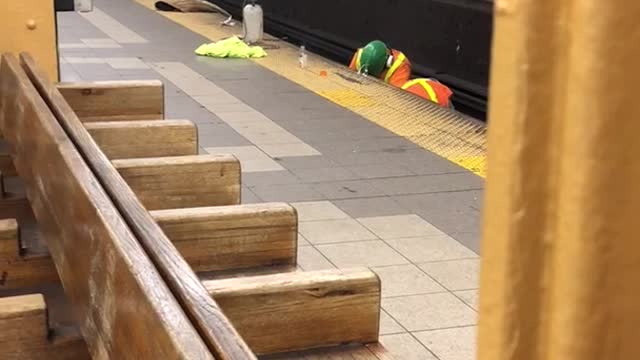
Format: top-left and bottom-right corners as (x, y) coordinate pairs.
(349, 40), (411, 88)
(402, 78), (454, 108)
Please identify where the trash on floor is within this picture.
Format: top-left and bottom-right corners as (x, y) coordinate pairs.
(155, 0), (235, 25)
(155, 0), (221, 12)
(195, 36), (267, 58)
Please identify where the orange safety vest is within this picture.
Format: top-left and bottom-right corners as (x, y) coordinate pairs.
(402, 78), (453, 108)
(349, 48), (411, 88)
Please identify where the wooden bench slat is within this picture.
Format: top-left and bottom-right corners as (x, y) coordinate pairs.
(4, 53), (215, 358)
(0, 294), (89, 359)
(0, 219), (57, 289)
(2, 202), (298, 287)
(84, 120), (198, 159)
(204, 269), (381, 355)
(0, 153), (16, 176)
(113, 154), (240, 210)
(57, 80), (164, 122)
(151, 203), (297, 273)
(20, 53), (255, 359)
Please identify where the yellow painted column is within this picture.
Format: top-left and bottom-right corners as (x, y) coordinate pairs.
(478, 0), (640, 359)
(1, 1), (59, 80)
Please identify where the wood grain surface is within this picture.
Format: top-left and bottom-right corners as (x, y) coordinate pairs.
(57, 80), (163, 121)
(204, 268), (381, 355)
(0, 153), (16, 176)
(0, 294), (89, 359)
(0, 218), (57, 289)
(20, 53), (255, 359)
(2, 53), (215, 358)
(113, 154), (240, 210)
(151, 203), (297, 273)
(0, 203), (296, 287)
(84, 119), (198, 159)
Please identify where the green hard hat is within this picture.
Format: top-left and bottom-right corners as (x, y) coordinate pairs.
(358, 40), (389, 76)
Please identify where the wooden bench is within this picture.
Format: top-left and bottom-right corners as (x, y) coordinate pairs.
(0, 52), (390, 359)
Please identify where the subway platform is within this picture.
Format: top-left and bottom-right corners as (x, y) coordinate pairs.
(57, 1), (484, 358)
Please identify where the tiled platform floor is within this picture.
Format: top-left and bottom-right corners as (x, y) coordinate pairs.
(56, 1), (484, 358)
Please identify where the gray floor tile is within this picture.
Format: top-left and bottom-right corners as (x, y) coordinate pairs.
(380, 334), (437, 360)
(198, 132), (252, 147)
(249, 183), (325, 202)
(385, 149), (471, 176)
(290, 201), (350, 222)
(332, 197), (410, 218)
(349, 164), (415, 179)
(297, 246), (335, 271)
(242, 171), (301, 187)
(418, 259), (481, 291)
(205, 146), (284, 172)
(241, 187), (263, 204)
(357, 215), (443, 239)
(385, 235), (478, 263)
(382, 293), (477, 331)
(290, 167), (360, 183)
(369, 173), (483, 196)
(297, 233), (311, 246)
(275, 156), (340, 170)
(379, 310), (406, 335)
(299, 219), (377, 244)
(327, 150), (390, 166)
(105, 57), (149, 69)
(372, 264), (445, 297)
(316, 240), (408, 268)
(449, 232), (481, 255)
(393, 191), (482, 252)
(414, 326), (477, 360)
(259, 143), (321, 157)
(80, 8), (148, 43)
(320, 136), (420, 154)
(312, 180), (386, 200)
(454, 290), (478, 311)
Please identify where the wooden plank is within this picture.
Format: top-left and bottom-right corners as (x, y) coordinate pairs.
(203, 268), (381, 355)
(113, 154), (241, 210)
(0, 294), (89, 359)
(365, 343), (395, 360)
(20, 53), (256, 358)
(151, 203), (297, 273)
(262, 344), (392, 360)
(0, 194), (33, 224)
(1, 202), (295, 287)
(2, 53), (215, 358)
(84, 120), (198, 159)
(57, 80), (163, 121)
(0, 153), (17, 176)
(0, 218), (57, 289)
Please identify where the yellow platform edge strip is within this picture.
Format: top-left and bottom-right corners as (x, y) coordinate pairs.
(134, 0), (487, 177)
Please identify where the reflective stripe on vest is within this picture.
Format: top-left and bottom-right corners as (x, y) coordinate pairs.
(384, 52), (407, 83)
(355, 48), (363, 71)
(402, 79), (439, 103)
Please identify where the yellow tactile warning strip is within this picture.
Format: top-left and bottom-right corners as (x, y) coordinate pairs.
(135, 0), (487, 177)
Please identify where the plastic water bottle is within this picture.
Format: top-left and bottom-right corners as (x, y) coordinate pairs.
(298, 45), (308, 68)
(243, 1), (263, 44)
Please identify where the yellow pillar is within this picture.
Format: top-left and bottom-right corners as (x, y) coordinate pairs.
(1, 1), (59, 80)
(478, 0), (640, 359)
